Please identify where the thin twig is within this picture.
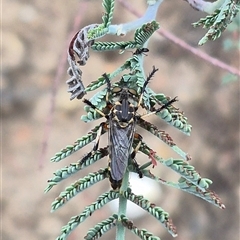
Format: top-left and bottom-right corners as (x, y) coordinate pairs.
(117, 0), (240, 77)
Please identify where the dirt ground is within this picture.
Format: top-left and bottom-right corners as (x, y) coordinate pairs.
(2, 1), (239, 240)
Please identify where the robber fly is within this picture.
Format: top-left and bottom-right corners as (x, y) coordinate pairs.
(106, 82), (144, 189)
(83, 77), (143, 189)
(83, 67), (177, 190)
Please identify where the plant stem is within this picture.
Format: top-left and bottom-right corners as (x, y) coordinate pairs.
(116, 169), (130, 240)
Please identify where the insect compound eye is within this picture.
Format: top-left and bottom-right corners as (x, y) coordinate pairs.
(112, 86), (122, 94)
(128, 88), (137, 96)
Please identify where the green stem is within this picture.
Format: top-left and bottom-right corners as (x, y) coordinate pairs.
(116, 169), (130, 240)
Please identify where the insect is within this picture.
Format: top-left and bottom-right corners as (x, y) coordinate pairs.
(133, 48), (149, 55)
(83, 67), (177, 189)
(83, 79), (143, 189)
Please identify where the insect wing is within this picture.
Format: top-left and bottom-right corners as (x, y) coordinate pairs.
(109, 120), (135, 181)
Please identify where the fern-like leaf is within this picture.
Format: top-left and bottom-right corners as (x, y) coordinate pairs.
(140, 169), (225, 209)
(122, 189), (177, 237)
(134, 21), (160, 46)
(56, 191), (119, 240)
(102, 0), (115, 28)
(120, 215), (161, 240)
(51, 168), (108, 212)
(84, 214), (117, 240)
(139, 142), (211, 191)
(193, 0), (240, 45)
(50, 124), (106, 162)
(45, 147), (108, 193)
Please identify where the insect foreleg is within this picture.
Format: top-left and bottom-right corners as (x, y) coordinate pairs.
(140, 96), (178, 119)
(83, 99), (107, 118)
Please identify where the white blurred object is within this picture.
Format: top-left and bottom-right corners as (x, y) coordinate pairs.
(108, 172), (161, 219)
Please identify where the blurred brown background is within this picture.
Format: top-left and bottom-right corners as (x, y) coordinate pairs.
(2, 0), (239, 240)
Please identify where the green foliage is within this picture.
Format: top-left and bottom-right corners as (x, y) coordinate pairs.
(102, 0), (115, 28)
(121, 188), (177, 237)
(56, 191), (120, 240)
(85, 215), (117, 239)
(119, 215), (161, 240)
(91, 21), (159, 51)
(45, 1), (231, 239)
(50, 124), (107, 162)
(50, 169), (108, 212)
(193, 0), (240, 45)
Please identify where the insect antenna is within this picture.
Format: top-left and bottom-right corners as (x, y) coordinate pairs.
(136, 66), (159, 109)
(102, 73), (112, 104)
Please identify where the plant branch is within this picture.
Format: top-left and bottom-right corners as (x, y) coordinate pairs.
(183, 0), (225, 14)
(117, 0), (240, 77)
(109, 0), (163, 35)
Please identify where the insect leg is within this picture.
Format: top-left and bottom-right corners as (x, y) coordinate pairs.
(130, 133), (143, 178)
(140, 96), (178, 119)
(93, 122), (108, 151)
(155, 96), (178, 113)
(81, 122), (108, 163)
(83, 99), (108, 119)
(84, 73), (114, 114)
